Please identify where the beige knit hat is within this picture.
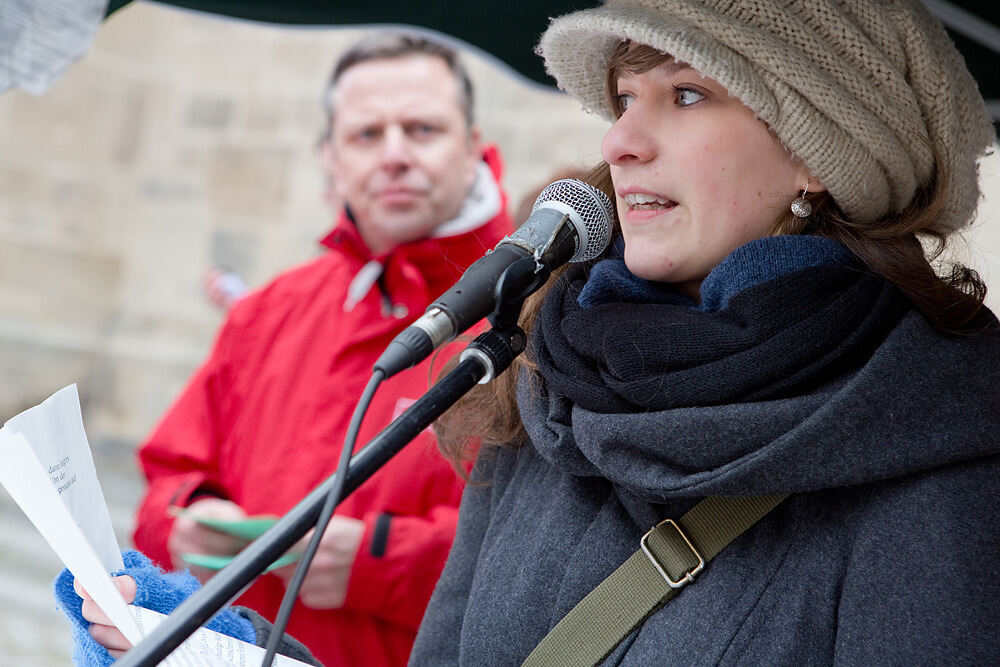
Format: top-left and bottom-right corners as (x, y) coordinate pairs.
(538, 0), (997, 232)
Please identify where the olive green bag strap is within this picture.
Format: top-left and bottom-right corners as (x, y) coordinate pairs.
(521, 494), (788, 667)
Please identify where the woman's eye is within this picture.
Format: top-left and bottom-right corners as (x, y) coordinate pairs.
(615, 93), (634, 113)
(674, 87), (705, 107)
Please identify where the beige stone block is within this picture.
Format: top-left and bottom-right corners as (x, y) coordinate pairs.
(0, 81), (123, 169)
(207, 144), (293, 220)
(83, 352), (207, 447)
(185, 93), (236, 131)
(0, 342), (100, 424)
(0, 242), (122, 326)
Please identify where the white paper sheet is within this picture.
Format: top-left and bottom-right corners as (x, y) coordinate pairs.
(134, 607), (312, 666)
(3, 384), (122, 572)
(0, 428), (143, 645)
(0, 385), (314, 666)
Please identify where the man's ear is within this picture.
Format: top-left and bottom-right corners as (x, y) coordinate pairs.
(319, 139), (346, 209)
(320, 139), (337, 177)
(465, 125), (483, 187)
(321, 139), (350, 207)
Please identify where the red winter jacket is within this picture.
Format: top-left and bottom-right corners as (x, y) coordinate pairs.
(134, 148), (512, 667)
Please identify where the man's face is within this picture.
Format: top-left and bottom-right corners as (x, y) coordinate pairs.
(326, 54), (481, 256)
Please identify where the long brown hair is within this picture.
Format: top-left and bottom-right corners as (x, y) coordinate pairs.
(435, 42), (987, 474)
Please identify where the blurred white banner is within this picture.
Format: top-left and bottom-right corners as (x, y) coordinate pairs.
(1, 0), (109, 94)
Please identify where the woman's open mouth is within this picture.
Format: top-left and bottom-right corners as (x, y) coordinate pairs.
(623, 192), (678, 211)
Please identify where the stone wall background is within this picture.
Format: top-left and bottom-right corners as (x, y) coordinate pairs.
(0, 2), (996, 664)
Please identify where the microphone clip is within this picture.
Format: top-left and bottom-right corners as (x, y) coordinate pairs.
(488, 254), (549, 331)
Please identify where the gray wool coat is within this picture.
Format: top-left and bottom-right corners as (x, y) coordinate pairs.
(410, 309), (1000, 666)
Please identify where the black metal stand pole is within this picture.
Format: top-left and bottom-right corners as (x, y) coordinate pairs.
(116, 353), (492, 667)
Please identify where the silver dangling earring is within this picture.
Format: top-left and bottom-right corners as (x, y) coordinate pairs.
(790, 180), (812, 219)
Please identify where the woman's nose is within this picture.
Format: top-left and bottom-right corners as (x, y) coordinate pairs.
(601, 106), (655, 166)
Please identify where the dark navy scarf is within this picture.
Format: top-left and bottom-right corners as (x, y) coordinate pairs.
(534, 236), (910, 414)
(577, 235), (857, 311)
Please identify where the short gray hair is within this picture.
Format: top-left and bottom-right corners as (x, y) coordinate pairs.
(322, 31), (475, 141)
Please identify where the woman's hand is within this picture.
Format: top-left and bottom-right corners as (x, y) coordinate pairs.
(74, 576), (137, 658)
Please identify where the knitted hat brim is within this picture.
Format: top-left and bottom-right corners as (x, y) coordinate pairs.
(538, 4), (898, 225)
(538, 1), (997, 232)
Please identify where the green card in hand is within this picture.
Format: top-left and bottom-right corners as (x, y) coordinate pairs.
(180, 551), (300, 572)
(169, 506), (278, 540)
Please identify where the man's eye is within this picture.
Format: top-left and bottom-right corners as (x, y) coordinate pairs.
(674, 87), (705, 107)
(410, 124), (437, 137)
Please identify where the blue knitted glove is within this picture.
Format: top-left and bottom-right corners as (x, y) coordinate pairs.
(53, 549), (256, 666)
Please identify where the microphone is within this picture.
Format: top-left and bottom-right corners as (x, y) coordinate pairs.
(374, 178), (614, 378)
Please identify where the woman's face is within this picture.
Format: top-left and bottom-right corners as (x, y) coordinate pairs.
(602, 58), (812, 298)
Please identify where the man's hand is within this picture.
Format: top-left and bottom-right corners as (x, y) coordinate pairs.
(75, 576), (137, 658)
(167, 497), (249, 582)
(273, 516), (365, 609)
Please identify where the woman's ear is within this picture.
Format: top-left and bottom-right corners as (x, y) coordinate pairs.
(799, 168), (827, 194)
(807, 177), (828, 194)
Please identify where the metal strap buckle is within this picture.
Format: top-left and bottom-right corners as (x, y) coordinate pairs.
(640, 519), (705, 589)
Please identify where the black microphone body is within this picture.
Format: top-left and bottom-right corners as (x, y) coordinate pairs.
(430, 206), (581, 330)
(375, 179), (614, 378)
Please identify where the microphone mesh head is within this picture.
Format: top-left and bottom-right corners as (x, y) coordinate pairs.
(531, 178), (614, 262)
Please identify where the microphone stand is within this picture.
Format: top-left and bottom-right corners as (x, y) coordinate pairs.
(116, 266), (536, 667)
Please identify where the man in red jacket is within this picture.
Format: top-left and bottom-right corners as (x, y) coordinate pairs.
(132, 32), (512, 667)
